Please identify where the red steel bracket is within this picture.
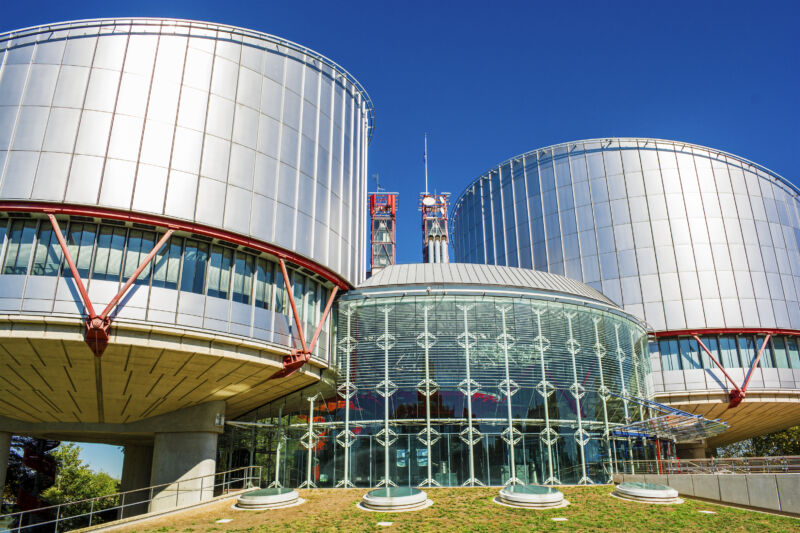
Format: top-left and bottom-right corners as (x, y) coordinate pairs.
(270, 258), (339, 379)
(692, 333), (771, 408)
(48, 215), (174, 357)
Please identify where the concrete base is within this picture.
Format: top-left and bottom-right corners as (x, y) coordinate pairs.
(149, 431), (218, 512)
(0, 431), (11, 494)
(613, 482), (681, 504)
(359, 488), (431, 512)
(495, 485), (567, 509)
(119, 445), (154, 518)
(235, 488), (301, 510)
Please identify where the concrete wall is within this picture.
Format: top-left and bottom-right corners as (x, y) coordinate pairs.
(613, 472), (800, 515)
(119, 445), (154, 518)
(149, 432), (218, 512)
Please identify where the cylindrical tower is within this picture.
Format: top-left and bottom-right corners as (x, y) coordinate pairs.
(451, 138), (800, 448)
(0, 17), (372, 508)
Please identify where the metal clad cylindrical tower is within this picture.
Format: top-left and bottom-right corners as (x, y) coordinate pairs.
(0, 19), (373, 427)
(0, 18), (372, 286)
(451, 138), (800, 446)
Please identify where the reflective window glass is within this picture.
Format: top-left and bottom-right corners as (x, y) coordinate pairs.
(659, 339), (680, 371)
(255, 258), (274, 310)
(787, 337), (800, 369)
(737, 336), (756, 367)
(771, 336), (790, 368)
(679, 338), (701, 369)
(699, 336), (717, 368)
(180, 240), (209, 294)
(720, 336), (739, 368)
(123, 230), (155, 284)
(92, 226), (127, 282)
(32, 225), (64, 276)
(757, 335), (775, 368)
(152, 236), (183, 290)
(232, 252), (255, 304)
(3, 220), (37, 275)
(206, 245), (233, 299)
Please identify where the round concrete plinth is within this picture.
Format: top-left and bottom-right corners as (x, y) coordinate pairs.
(494, 485), (568, 509)
(359, 487), (432, 512)
(235, 488), (302, 510)
(613, 482), (682, 504)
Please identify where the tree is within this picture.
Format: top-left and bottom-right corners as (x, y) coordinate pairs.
(2, 436), (58, 509)
(716, 425), (800, 458)
(39, 443), (119, 529)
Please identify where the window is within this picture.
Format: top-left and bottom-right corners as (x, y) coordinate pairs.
(3, 220), (37, 275)
(757, 335), (775, 368)
(699, 336), (718, 369)
(206, 245), (233, 299)
(31, 225), (63, 276)
(67, 223), (97, 279)
(123, 230), (156, 285)
(152, 236), (182, 290)
(254, 258), (274, 310)
(771, 337), (790, 369)
(92, 226), (126, 281)
(659, 339), (680, 371)
(232, 252), (255, 304)
(679, 337), (701, 369)
(787, 337), (800, 369)
(737, 336), (756, 367)
(720, 336), (739, 368)
(180, 240), (209, 294)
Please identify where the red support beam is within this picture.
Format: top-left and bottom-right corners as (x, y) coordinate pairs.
(279, 258), (308, 354)
(692, 334), (741, 396)
(47, 215), (96, 317)
(47, 214), (176, 357)
(654, 327), (800, 338)
(99, 229), (174, 319)
(740, 334), (772, 395)
(308, 286), (339, 354)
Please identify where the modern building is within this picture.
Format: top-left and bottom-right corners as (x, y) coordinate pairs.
(450, 138), (800, 451)
(0, 16), (794, 515)
(0, 17), (371, 507)
(224, 263), (660, 488)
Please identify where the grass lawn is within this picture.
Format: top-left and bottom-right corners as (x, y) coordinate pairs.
(120, 486), (800, 533)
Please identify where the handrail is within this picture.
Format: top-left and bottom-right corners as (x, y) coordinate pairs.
(615, 456), (800, 476)
(0, 466), (262, 533)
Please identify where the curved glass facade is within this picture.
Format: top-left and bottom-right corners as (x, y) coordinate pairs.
(226, 277), (655, 487)
(0, 214), (332, 360)
(0, 18), (371, 285)
(451, 138), (800, 332)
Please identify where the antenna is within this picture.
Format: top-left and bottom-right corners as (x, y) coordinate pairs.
(372, 172), (383, 192)
(423, 133), (429, 195)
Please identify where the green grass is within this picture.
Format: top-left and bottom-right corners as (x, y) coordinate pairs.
(123, 486), (800, 533)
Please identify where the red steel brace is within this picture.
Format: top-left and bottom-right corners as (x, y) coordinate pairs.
(692, 333), (771, 408)
(270, 258), (339, 379)
(48, 214), (174, 357)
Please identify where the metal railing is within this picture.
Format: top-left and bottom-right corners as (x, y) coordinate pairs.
(615, 456), (800, 476)
(0, 466), (262, 533)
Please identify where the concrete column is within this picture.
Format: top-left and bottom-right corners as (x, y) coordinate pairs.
(0, 431), (11, 494)
(149, 432), (218, 512)
(119, 445), (153, 518)
(676, 439), (709, 459)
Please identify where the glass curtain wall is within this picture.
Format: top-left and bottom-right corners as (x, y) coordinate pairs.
(229, 292), (654, 488)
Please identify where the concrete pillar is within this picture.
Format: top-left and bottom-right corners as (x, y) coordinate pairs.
(676, 440), (709, 459)
(0, 431), (11, 494)
(149, 432), (218, 512)
(119, 445), (153, 518)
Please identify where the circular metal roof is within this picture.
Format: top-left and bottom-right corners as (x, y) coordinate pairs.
(357, 263), (616, 307)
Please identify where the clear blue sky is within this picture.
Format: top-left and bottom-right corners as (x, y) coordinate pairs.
(4, 1), (798, 474)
